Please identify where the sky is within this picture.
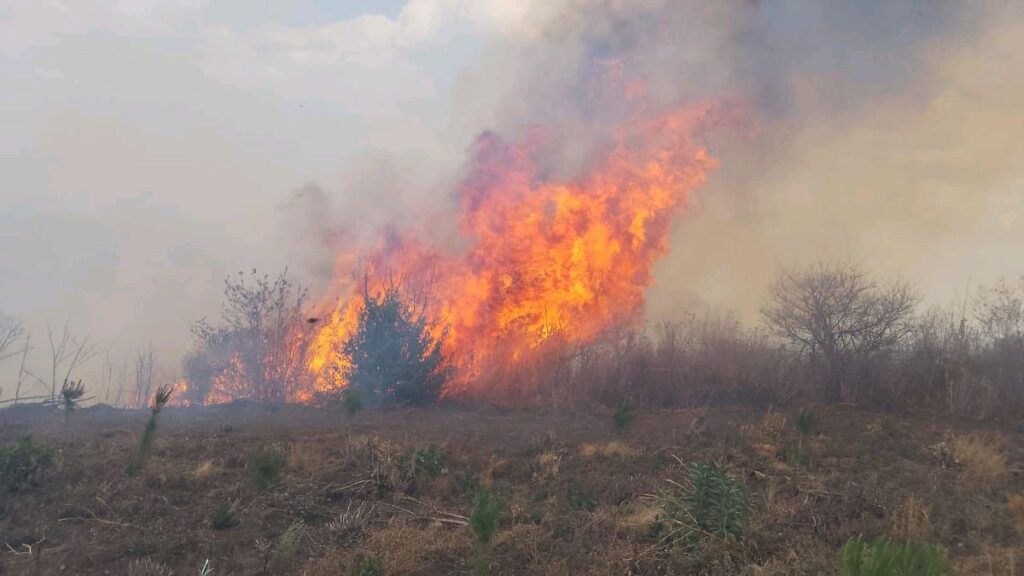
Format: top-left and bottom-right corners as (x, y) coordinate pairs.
(2, 1), (1023, 399)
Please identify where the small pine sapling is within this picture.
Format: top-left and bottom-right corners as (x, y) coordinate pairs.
(60, 378), (86, 425)
(613, 404), (636, 434)
(137, 383), (174, 466)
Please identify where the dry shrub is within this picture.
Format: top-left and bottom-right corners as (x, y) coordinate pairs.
(362, 437), (404, 491)
(890, 495), (932, 540)
(951, 434), (1008, 486)
(742, 410), (787, 459)
(945, 367), (997, 420)
(760, 411), (787, 441)
(536, 450), (563, 479)
(761, 476), (798, 525)
(620, 503), (661, 532)
(288, 440), (343, 481)
(191, 459), (216, 480)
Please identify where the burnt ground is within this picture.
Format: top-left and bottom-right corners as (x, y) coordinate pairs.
(0, 403), (1022, 575)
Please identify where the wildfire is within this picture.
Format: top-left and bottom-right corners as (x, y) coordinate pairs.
(305, 101), (720, 399)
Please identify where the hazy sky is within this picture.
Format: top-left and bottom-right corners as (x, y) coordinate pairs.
(2, 1), (1023, 398)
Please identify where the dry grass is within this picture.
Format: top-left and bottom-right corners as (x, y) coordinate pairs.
(951, 433), (1008, 487)
(536, 449), (563, 479)
(191, 459), (216, 480)
(1, 404), (1023, 575)
(579, 441), (637, 458)
(741, 410), (788, 460)
(126, 558), (174, 576)
(1008, 494), (1024, 530)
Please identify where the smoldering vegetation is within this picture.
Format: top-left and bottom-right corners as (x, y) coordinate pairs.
(164, 262), (1024, 424)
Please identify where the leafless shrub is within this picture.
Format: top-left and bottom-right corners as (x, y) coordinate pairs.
(132, 346), (157, 410)
(973, 277), (1024, 405)
(945, 366), (996, 420)
(763, 263), (918, 404)
(187, 268), (313, 404)
(44, 321), (97, 403)
(0, 311), (24, 363)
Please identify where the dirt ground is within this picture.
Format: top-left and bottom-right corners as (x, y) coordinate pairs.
(1, 403), (1022, 575)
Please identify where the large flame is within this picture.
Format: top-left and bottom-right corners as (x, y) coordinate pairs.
(304, 101), (719, 400)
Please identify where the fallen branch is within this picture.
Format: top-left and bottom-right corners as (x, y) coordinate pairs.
(4, 537), (45, 556)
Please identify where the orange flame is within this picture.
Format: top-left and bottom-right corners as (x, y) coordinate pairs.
(305, 101), (720, 399)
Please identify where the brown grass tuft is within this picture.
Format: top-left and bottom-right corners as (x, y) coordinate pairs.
(126, 558), (174, 576)
(579, 441), (637, 459)
(951, 434), (1008, 486)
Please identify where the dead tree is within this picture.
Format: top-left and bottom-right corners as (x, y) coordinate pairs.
(134, 346), (157, 410)
(14, 335), (31, 405)
(763, 263), (918, 403)
(45, 321), (97, 403)
(0, 311), (24, 362)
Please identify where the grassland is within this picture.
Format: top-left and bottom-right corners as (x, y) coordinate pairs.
(0, 403), (1021, 574)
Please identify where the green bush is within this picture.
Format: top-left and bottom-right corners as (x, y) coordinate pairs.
(342, 284), (449, 406)
(351, 554), (383, 576)
(0, 435), (55, 492)
(838, 537), (952, 576)
(275, 521), (304, 563)
(565, 481), (598, 511)
(407, 444), (444, 475)
(796, 408), (818, 437)
(248, 447), (286, 491)
(612, 405), (635, 433)
(342, 387), (363, 416)
(470, 488), (508, 545)
(210, 505), (237, 530)
(60, 378), (86, 423)
(656, 462), (751, 545)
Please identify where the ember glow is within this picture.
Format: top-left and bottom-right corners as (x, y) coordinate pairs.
(302, 101), (720, 400)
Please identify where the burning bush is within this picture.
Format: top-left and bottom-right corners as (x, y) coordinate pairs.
(186, 269), (314, 404)
(340, 283), (449, 407)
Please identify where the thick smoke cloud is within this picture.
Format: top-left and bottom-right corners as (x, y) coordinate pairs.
(2, 0), (1022, 398)
(310, 0), (1024, 320)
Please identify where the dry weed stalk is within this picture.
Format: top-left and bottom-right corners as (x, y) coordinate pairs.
(891, 495), (932, 540)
